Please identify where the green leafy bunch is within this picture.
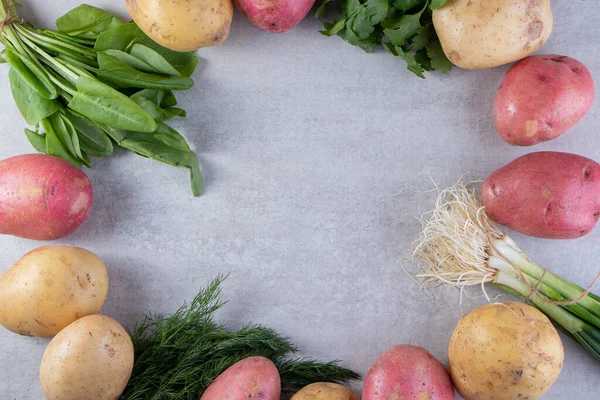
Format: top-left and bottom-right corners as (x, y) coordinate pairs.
(0, 2), (203, 195)
(317, 0), (452, 78)
(122, 276), (360, 399)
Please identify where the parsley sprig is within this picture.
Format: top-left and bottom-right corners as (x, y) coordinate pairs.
(317, 0), (452, 78)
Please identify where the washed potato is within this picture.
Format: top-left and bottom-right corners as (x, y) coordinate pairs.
(0, 154), (93, 240)
(448, 302), (563, 400)
(433, 0), (553, 69)
(291, 382), (358, 400)
(0, 246), (108, 337)
(482, 152), (600, 239)
(363, 345), (455, 400)
(201, 356), (281, 399)
(495, 55), (595, 146)
(235, 0), (315, 33)
(126, 0), (234, 51)
(40, 314), (134, 400)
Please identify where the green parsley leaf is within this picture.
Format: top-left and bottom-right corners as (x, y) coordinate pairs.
(426, 40), (453, 73)
(411, 23), (434, 51)
(322, 19), (347, 36)
(318, 0), (453, 77)
(383, 13), (422, 46)
(430, 0), (448, 10)
(398, 47), (425, 78)
(393, 0), (422, 12)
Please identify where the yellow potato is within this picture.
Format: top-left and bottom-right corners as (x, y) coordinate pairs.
(40, 314), (134, 400)
(291, 382), (359, 400)
(126, 0), (234, 51)
(433, 0), (553, 69)
(448, 302), (564, 400)
(0, 246), (108, 337)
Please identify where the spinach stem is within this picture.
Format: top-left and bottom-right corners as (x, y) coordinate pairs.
(15, 32), (79, 85)
(17, 24), (96, 58)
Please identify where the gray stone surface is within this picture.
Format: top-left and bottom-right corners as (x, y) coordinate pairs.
(0, 1), (599, 398)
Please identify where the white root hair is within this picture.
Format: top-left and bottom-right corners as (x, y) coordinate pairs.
(412, 180), (504, 300)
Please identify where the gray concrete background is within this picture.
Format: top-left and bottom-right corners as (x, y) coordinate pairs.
(0, 1), (598, 398)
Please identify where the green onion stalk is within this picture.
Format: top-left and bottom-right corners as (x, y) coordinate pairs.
(412, 181), (600, 361)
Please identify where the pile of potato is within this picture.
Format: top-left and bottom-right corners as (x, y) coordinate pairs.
(0, 246), (133, 400)
(125, 0), (314, 54)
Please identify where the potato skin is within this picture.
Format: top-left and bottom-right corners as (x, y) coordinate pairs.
(363, 344), (455, 400)
(200, 356), (281, 399)
(448, 302), (563, 400)
(0, 246), (108, 337)
(291, 383), (358, 400)
(235, 0), (316, 33)
(433, 0), (553, 70)
(482, 152), (600, 239)
(40, 315), (134, 400)
(126, 0), (233, 51)
(0, 154), (92, 240)
(495, 55), (595, 146)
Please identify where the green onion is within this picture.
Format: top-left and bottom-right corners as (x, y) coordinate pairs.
(412, 181), (600, 362)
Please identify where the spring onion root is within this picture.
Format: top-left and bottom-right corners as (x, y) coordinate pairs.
(412, 181), (600, 361)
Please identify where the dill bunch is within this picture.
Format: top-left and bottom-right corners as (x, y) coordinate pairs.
(120, 276), (359, 399)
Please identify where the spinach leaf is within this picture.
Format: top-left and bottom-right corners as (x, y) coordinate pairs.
(66, 110), (114, 157)
(118, 131), (202, 196)
(48, 112), (80, 161)
(154, 122), (191, 152)
(56, 4), (124, 36)
(5, 50), (58, 99)
(96, 52), (194, 90)
(130, 44), (181, 76)
(134, 37), (199, 77)
(24, 129), (47, 153)
(102, 49), (158, 73)
(131, 96), (186, 122)
(94, 22), (145, 52)
(131, 89), (178, 108)
(9, 68), (61, 125)
(41, 118), (82, 167)
(69, 76), (157, 132)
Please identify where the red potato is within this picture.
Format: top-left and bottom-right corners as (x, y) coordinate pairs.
(363, 345), (455, 400)
(482, 152), (600, 239)
(200, 356), (281, 400)
(235, 0), (315, 33)
(495, 55), (595, 146)
(0, 154), (92, 240)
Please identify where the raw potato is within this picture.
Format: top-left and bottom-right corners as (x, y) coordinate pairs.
(0, 246), (108, 337)
(201, 356), (281, 399)
(433, 0), (553, 69)
(448, 302), (564, 400)
(126, 0), (234, 51)
(291, 383), (358, 400)
(0, 154), (93, 240)
(40, 314), (134, 400)
(482, 152), (600, 239)
(495, 55), (595, 146)
(363, 344), (455, 400)
(235, 0), (316, 33)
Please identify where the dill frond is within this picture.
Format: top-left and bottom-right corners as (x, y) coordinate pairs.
(120, 276), (359, 399)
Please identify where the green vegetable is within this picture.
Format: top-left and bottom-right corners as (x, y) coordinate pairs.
(0, 1), (203, 196)
(412, 181), (600, 361)
(317, 0), (452, 78)
(122, 276), (360, 399)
